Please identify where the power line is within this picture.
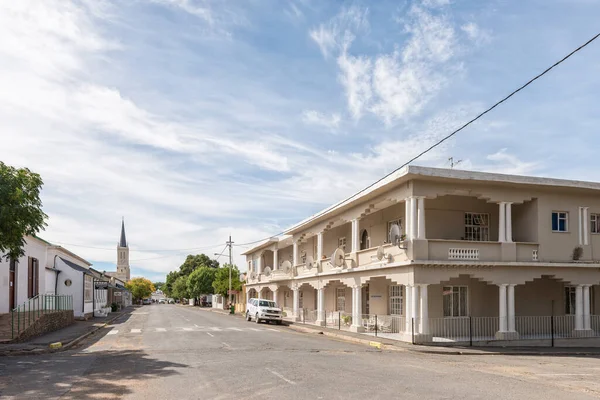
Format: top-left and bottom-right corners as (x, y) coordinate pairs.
(51, 241), (225, 253)
(234, 31), (600, 248)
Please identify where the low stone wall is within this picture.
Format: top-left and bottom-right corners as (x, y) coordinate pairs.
(14, 311), (74, 343)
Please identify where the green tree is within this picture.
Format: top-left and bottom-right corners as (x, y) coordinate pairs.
(179, 254), (219, 276)
(153, 282), (165, 291)
(164, 271), (179, 296)
(212, 264), (242, 298)
(187, 267), (216, 299)
(126, 278), (155, 302)
(0, 162), (48, 260)
(172, 275), (189, 300)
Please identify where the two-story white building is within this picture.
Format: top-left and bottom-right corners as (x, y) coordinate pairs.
(244, 166), (600, 344)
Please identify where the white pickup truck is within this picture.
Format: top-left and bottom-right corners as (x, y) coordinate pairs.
(246, 298), (283, 324)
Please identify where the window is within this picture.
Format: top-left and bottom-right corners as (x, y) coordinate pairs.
(259, 300), (276, 307)
(443, 286), (468, 317)
(387, 219), (403, 236)
(27, 257), (39, 298)
(389, 285), (404, 315)
(591, 214), (600, 234)
(565, 286), (576, 315)
(552, 211), (568, 232)
(338, 237), (346, 251)
(84, 275), (93, 302)
(464, 213), (489, 241)
(336, 287), (346, 311)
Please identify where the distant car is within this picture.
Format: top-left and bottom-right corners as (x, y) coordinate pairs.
(159, 299), (166, 304)
(245, 298), (282, 324)
(142, 298), (151, 305)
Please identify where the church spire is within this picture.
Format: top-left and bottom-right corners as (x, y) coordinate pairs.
(119, 218), (128, 248)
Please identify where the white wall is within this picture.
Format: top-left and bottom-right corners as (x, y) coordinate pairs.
(0, 236), (48, 314)
(55, 258), (87, 318)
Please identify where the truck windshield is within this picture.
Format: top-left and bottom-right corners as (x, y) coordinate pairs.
(259, 300), (276, 307)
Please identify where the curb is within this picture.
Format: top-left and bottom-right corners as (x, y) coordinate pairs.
(283, 324), (600, 357)
(0, 310), (129, 357)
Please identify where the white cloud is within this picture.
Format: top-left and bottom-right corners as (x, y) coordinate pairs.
(317, 5), (461, 124)
(151, 0), (212, 23)
(483, 149), (542, 175)
(302, 110), (341, 130)
(309, 6), (369, 58)
(461, 22), (491, 45)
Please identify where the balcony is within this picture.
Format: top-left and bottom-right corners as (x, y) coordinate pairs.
(356, 244), (407, 266)
(428, 239), (501, 262)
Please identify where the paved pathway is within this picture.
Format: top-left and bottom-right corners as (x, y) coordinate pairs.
(1, 304), (600, 399)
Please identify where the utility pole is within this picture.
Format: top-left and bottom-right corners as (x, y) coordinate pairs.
(227, 235), (234, 306)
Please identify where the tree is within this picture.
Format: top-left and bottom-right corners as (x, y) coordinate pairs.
(126, 278), (155, 302)
(212, 264), (242, 298)
(164, 271), (179, 296)
(187, 267), (216, 299)
(0, 162), (48, 260)
(171, 275), (189, 300)
(153, 282), (165, 291)
(179, 254), (219, 276)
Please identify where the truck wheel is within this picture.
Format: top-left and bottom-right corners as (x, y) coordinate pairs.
(246, 312), (251, 322)
(255, 313), (261, 324)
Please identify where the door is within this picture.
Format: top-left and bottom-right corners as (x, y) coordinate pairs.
(9, 259), (17, 310)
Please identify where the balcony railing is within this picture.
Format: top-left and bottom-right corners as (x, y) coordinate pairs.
(428, 239), (501, 262)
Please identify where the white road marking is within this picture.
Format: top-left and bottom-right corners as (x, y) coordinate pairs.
(183, 328), (193, 331)
(131, 329), (141, 333)
(247, 328), (262, 331)
(265, 328), (279, 332)
(266, 368), (296, 385)
(221, 342), (232, 349)
(156, 328), (167, 332)
(107, 330), (118, 335)
(194, 324), (202, 328)
(206, 332), (214, 337)
(210, 327), (222, 331)
(227, 327), (242, 331)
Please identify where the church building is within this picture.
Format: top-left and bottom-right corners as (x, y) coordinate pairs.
(106, 219), (131, 282)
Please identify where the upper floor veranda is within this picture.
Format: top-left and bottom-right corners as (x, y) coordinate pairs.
(244, 166), (600, 285)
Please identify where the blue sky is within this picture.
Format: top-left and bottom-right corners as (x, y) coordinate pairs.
(1, 0), (599, 282)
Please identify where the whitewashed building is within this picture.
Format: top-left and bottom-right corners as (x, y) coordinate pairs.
(244, 166), (600, 344)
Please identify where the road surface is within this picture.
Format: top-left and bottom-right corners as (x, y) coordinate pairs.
(1, 304), (600, 399)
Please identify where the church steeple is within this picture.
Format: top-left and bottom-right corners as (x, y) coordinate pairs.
(119, 218), (128, 248)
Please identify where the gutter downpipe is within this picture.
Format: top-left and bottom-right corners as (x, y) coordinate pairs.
(53, 255), (62, 295)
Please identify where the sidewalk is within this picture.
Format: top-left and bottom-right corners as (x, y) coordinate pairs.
(0, 308), (132, 357)
(284, 321), (600, 356)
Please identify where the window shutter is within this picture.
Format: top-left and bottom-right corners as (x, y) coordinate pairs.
(34, 259), (39, 296)
(28, 257), (33, 298)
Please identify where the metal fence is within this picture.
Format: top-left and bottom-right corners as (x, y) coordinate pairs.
(11, 295), (73, 339)
(293, 312), (600, 346)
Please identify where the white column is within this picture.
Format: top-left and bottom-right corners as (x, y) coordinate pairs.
(499, 284), (507, 332)
(292, 287), (299, 321)
(257, 255), (263, 275)
(351, 218), (360, 253)
(583, 285), (591, 330)
(417, 197), (426, 239)
(273, 288), (279, 304)
(405, 198), (412, 240)
(498, 202), (506, 243)
(292, 241), (299, 266)
(411, 285), (419, 333)
(575, 285), (584, 330)
(257, 289), (262, 300)
(273, 248), (278, 270)
(354, 286), (362, 323)
(507, 284), (516, 332)
(317, 232), (323, 261)
(419, 284), (429, 334)
(583, 207), (589, 246)
(410, 197), (418, 241)
(578, 207), (584, 246)
(505, 203), (513, 243)
(405, 285), (412, 332)
(316, 287), (325, 324)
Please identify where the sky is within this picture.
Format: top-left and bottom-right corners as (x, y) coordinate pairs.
(1, 0), (599, 283)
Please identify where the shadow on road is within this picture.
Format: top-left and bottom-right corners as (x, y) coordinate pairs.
(0, 349), (187, 399)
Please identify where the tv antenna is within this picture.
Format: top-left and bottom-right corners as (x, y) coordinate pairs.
(448, 157), (463, 169)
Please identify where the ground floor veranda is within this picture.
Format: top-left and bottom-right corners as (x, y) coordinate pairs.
(245, 264), (600, 344)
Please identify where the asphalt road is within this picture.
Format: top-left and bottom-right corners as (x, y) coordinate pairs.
(1, 304), (600, 399)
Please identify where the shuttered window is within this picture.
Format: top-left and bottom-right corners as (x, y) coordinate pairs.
(28, 257), (39, 298)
